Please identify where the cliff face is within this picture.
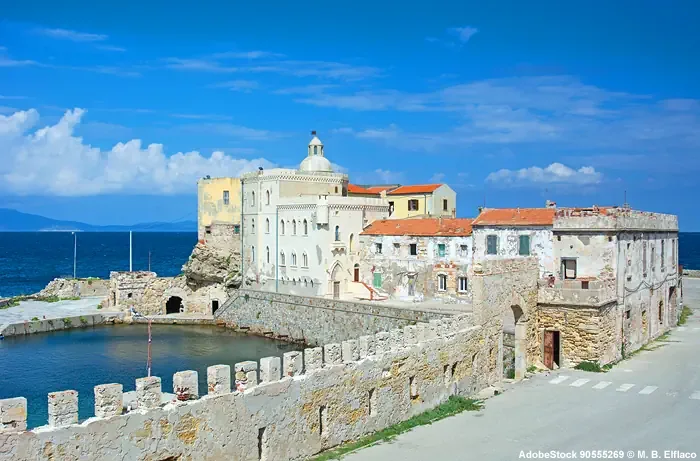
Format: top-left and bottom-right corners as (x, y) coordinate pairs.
(181, 242), (242, 289)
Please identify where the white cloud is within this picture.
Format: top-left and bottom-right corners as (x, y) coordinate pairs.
(353, 168), (405, 185)
(96, 45), (127, 52)
(37, 28), (107, 42)
(0, 108), (275, 196)
(486, 163), (602, 186)
(430, 173), (446, 182)
(210, 80), (260, 92)
(211, 51), (285, 59)
(448, 26), (479, 43)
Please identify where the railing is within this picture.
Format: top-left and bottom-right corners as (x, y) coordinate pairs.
(359, 282), (389, 301)
(213, 293), (244, 319)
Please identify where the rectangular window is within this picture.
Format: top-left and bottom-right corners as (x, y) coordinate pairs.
(458, 277), (468, 292)
(223, 190), (230, 205)
(373, 272), (382, 288)
(519, 235), (530, 256)
(438, 274), (447, 291)
(661, 240), (665, 270)
(643, 241), (648, 275)
(443, 199), (448, 211)
(651, 245), (656, 271)
(460, 245), (468, 256)
(205, 226), (211, 235)
(408, 199), (419, 211)
(233, 224), (240, 234)
(486, 235), (498, 255)
(562, 258), (577, 280)
(393, 243), (400, 253)
(410, 243), (417, 256)
(438, 243), (446, 257)
(376, 243), (383, 254)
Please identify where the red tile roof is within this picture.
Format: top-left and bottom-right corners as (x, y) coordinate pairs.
(361, 218), (473, 236)
(387, 184), (443, 195)
(347, 184), (379, 195)
(472, 208), (555, 227)
(365, 185), (396, 193)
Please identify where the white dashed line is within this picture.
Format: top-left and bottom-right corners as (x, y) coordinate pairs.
(639, 386), (658, 395)
(666, 391), (679, 398)
(690, 391), (700, 400)
(550, 376), (570, 385)
(677, 327), (687, 332)
(592, 381), (612, 390)
(616, 384), (635, 392)
(570, 379), (590, 387)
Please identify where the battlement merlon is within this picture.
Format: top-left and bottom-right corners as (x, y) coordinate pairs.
(554, 208), (678, 232)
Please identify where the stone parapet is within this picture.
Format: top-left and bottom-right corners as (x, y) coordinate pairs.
(538, 279), (616, 307)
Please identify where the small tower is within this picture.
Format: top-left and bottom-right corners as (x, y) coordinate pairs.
(308, 130), (324, 157)
(300, 130), (333, 173)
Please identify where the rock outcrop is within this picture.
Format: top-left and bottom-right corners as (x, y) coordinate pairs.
(181, 243), (242, 289)
(36, 278), (110, 298)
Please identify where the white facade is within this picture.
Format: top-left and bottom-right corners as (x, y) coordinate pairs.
(241, 135), (389, 298)
(472, 226), (554, 277)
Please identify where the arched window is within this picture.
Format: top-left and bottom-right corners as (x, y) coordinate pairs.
(303, 219), (308, 235)
(310, 280), (314, 288)
(251, 191), (255, 207)
(335, 225), (340, 242)
(265, 218), (270, 233)
(313, 145), (318, 155)
(280, 220), (285, 235)
(266, 246), (270, 263)
(304, 279), (308, 287)
(349, 233), (354, 252)
(293, 220), (297, 235)
(291, 252), (297, 266)
(266, 190), (270, 205)
(303, 252), (308, 267)
(251, 218), (255, 234)
(251, 246), (255, 262)
(280, 251), (286, 266)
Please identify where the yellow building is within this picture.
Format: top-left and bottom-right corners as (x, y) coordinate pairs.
(197, 177), (242, 240)
(385, 184), (456, 219)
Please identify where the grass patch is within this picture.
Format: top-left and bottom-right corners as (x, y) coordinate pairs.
(310, 396), (483, 461)
(574, 361), (603, 372)
(96, 303), (103, 310)
(506, 368), (515, 379)
(31, 317), (40, 321)
(527, 365), (538, 373)
(79, 316), (88, 325)
(678, 306), (692, 326)
(62, 318), (73, 327)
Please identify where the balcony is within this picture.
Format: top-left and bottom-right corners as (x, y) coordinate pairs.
(330, 241), (347, 255)
(538, 278), (616, 307)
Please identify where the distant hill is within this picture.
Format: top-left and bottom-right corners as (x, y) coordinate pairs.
(0, 208), (196, 232)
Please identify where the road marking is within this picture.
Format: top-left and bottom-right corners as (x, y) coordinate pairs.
(570, 378), (590, 387)
(550, 376), (569, 385)
(592, 381), (612, 390)
(666, 391), (679, 398)
(616, 384), (635, 392)
(693, 328), (700, 331)
(690, 391), (700, 400)
(639, 386), (658, 395)
(677, 327), (687, 331)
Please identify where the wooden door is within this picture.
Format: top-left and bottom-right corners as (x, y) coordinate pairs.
(354, 267), (359, 282)
(544, 331), (554, 369)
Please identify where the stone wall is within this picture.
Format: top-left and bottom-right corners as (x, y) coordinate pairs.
(0, 313), (124, 338)
(0, 315), (498, 461)
(36, 278), (110, 298)
(217, 289), (452, 346)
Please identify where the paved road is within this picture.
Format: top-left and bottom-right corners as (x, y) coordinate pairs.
(343, 278), (700, 461)
(0, 296), (109, 324)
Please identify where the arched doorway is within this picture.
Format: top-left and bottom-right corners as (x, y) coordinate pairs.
(354, 264), (360, 282)
(511, 305), (527, 380)
(331, 263), (342, 299)
(166, 296), (183, 314)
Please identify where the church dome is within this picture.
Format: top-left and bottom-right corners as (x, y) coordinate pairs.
(299, 131), (333, 173)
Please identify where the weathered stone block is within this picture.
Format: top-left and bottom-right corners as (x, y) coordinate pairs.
(358, 335), (375, 358)
(323, 343), (342, 365)
(389, 328), (403, 349)
(48, 390), (78, 427)
(427, 320), (441, 339)
(0, 397), (27, 432)
(341, 339), (359, 362)
(260, 356), (281, 383)
(173, 370), (199, 400)
(94, 384), (123, 418)
(304, 347), (323, 371)
(416, 323), (429, 342)
(234, 361), (258, 391)
(283, 351), (303, 377)
(403, 325), (418, 345)
(207, 365), (231, 395)
(375, 331), (390, 354)
(135, 377), (161, 410)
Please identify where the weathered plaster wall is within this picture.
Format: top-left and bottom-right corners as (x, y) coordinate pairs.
(197, 177), (242, 241)
(0, 315), (498, 461)
(357, 234), (472, 301)
(473, 226), (554, 277)
(217, 289), (451, 346)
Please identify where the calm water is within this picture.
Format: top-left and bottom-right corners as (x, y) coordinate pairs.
(0, 232), (197, 297)
(0, 324), (298, 428)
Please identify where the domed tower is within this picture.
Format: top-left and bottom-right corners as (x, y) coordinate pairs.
(299, 130), (333, 173)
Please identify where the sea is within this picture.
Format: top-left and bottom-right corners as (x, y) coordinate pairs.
(1, 232), (700, 298)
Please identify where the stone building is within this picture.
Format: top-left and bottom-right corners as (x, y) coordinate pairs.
(357, 218), (473, 301)
(197, 176), (241, 240)
(472, 206), (556, 277)
(537, 206), (680, 367)
(241, 133), (389, 298)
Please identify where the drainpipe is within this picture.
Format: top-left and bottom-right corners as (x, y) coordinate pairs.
(275, 206), (279, 293)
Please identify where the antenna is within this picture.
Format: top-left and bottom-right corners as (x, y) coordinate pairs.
(623, 190), (629, 209)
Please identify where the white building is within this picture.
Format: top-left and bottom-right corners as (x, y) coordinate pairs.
(241, 134), (389, 298)
(471, 206), (556, 277)
(357, 218), (473, 301)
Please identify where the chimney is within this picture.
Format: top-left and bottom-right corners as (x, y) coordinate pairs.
(545, 200), (557, 209)
(477, 206), (484, 213)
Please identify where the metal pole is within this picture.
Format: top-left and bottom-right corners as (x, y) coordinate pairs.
(129, 231), (133, 272)
(147, 319), (152, 377)
(73, 232), (77, 279)
(275, 206), (279, 293)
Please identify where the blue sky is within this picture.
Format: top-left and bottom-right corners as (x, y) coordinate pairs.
(1, 0), (699, 228)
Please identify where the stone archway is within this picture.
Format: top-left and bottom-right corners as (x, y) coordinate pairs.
(511, 305), (527, 380)
(166, 296), (183, 314)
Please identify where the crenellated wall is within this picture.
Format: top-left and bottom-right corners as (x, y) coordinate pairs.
(0, 314), (497, 461)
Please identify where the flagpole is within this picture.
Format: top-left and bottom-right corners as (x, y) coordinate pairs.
(129, 231), (133, 272)
(73, 232), (77, 279)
